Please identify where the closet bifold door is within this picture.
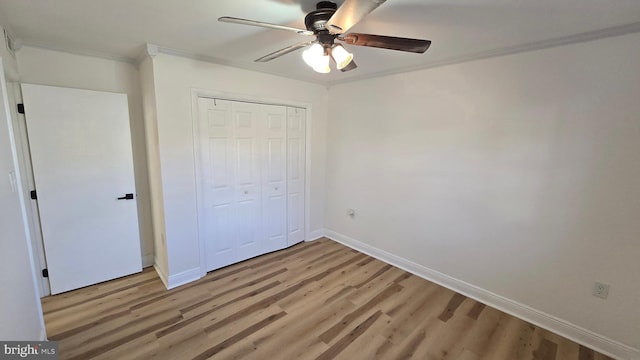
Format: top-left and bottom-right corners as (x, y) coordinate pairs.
(232, 101), (264, 262)
(198, 98), (301, 272)
(287, 107), (306, 246)
(198, 98), (234, 270)
(198, 98), (261, 270)
(261, 104), (288, 254)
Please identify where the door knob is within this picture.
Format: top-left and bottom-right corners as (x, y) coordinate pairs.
(117, 193), (134, 200)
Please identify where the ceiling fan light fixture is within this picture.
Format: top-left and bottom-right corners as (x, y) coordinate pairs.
(331, 44), (353, 70)
(312, 54), (331, 73)
(302, 43), (324, 67)
(303, 43), (331, 73)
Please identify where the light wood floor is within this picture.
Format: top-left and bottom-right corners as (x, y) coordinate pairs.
(42, 238), (613, 360)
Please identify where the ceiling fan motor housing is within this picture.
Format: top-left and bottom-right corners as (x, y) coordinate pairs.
(317, 1), (338, 10)
(305, 1), (338, 34)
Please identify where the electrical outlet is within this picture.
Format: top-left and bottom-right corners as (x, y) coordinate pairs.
(592, 282), (610, 299)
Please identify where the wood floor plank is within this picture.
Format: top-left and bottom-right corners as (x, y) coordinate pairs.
(319, 283), (402, 344)
(457, 349), (482, 360)
(467, 301), (487, 320)
(179, 267), (288, 314)
(225, 291), (357, 359)
(193, 310), (287, 360)
(41, 238), (615, 360)
(462, 307), (508, 356)
(150, 330), (214, 359)
(383, 314), (443, 360)
(381, 283), (452, 346)
(44, 285), (154, 335)
(65, 311), (183, 360)
(484, 316), (538, 359)
(41, 268), (158, 312)
(421, 298), (484, 359)
(541, 329), (581, 359)
(315, 310), (384, 360)
(90, 332), (159, 360)
(438, 292), (468, 322)
(533, 337), (559, 360)
(580, 345), (596, 360)
(155, 280), (282, 338)
(394, 324), (428, 359)
(320, 317), (391, 360)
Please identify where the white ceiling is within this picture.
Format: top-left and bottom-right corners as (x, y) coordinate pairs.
(1, 0), (639, 85)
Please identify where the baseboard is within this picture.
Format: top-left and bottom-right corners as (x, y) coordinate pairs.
(324, 229), (639, 360)
(142, 254), (154, 268)
(39, 327), (47, 341)
(166, 267), (202, 290)
(306, 229), (325, 241)
(153, 259), (169, 289)
(152, 259), (202, 290)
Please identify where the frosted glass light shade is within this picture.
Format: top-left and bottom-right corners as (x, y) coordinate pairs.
(303, 44), (324, 67)
(312, 54), (331, 73)
(331, 44), (353, 70)
(303, 43), (331, 73)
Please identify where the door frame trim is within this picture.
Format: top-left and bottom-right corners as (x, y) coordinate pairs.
(190, 88), (313, 277)
(6, 82), (51, 297)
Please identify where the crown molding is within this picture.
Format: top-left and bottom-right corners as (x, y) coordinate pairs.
(19, 41), (137, 65)
(326, 21), (640, 86)
(154, 45), (328, 87)
(15, 21), (640, 87)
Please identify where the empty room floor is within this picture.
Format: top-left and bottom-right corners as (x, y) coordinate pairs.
(41, 238), (613, 359)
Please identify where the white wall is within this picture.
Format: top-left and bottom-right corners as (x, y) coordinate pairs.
(325, 33), (640, 355)
(0, 25), (19, 81)
(0, 57), (45, 340)
(16, 46), (154, 266)
(148, 53), (328, 285)
(138, 55), (168, 281)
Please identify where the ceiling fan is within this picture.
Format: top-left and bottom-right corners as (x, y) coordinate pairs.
(219, 0), (431, 73)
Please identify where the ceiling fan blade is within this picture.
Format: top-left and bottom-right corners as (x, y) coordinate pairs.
(339, 33), (431, 53)
(219, 16), (314, 36)
(255, 42), (314, 62)
(326, 0), (387, 34)
(340, 60), (358, 72)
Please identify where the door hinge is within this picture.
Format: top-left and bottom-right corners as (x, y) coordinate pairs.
(17, 103), (24, 114)
(30, 190), (37, 200)
(42, 268), (49, 278)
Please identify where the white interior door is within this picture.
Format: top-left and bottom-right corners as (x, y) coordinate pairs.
(22, 84), (142, 294)
(287, 107), (306, 246)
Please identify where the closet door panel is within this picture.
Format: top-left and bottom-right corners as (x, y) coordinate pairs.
(199, 98), (237, 269)
(233, 102), (262, 261)
(262, 106), (287, 253)
(287, 107), (306, 245)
